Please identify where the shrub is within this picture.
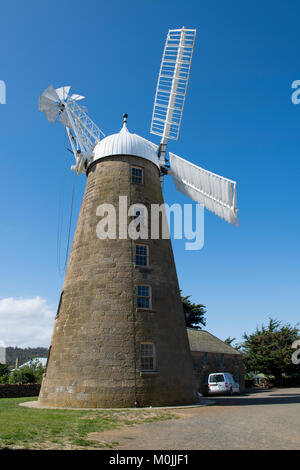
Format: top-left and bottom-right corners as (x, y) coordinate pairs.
(9, 366), (37, 384)
(0, 374), (9, 384)
(0, 363), (10, 377)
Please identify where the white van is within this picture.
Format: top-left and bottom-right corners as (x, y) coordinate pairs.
(208, 372), (240, 395)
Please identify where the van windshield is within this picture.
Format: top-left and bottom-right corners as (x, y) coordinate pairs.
(209, 374), (224, 383)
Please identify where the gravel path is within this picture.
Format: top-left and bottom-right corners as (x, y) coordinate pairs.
(89, 388), (300, 450)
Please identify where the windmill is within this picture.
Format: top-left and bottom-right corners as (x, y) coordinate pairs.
(38, 27), (238, 409)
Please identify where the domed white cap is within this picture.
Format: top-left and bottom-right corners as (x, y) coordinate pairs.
(91, 123), (160, 167)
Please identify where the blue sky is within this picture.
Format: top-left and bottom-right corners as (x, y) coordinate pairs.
(0, 0), (299, 347)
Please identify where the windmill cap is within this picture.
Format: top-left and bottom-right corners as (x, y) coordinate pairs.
(92, 122), (159, 167)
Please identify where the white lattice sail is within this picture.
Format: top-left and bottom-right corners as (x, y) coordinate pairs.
(169, 152), (238, 225)
(39, 84), (105, 174)
(150, 27), (196, 142)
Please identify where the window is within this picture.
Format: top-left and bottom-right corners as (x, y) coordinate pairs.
(234, 355), (238, 365)
(136, 245), (148, 266)
(203, 352), (208, 364)
(137, 285), (151, 309)
(131, 166), (143, 184)
(220, 354), (224, 366)
(209, 374), (225, 383)
(140, 343), (156, 371)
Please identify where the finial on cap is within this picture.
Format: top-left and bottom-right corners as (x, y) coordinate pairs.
(123, 113), (128, 124)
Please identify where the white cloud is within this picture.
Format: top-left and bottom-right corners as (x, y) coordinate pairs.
(0, 297), (55, 347)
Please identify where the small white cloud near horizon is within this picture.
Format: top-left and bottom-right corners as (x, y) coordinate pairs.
(0, 297), (55, 348)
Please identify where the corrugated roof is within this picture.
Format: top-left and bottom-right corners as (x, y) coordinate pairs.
(12, 357), (48, 370)
(187, 328), (241, 355)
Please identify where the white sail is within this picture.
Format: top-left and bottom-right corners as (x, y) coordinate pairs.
(169, 152), (238, 225)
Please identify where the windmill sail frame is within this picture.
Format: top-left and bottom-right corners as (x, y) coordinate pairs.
(39, 84), (105, 174)
(150, 28), (197, 145)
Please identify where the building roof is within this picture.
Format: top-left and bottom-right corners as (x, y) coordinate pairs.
(12, 357), (48, 371)
(92, 122), (160, 168)
(187, 328), (241, 355)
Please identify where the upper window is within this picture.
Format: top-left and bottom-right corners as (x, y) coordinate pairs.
(137, 285), (151, 309)
(131, 167), (143, 184)
(135, 244), (148, 267)
(140, 343), (156, 371)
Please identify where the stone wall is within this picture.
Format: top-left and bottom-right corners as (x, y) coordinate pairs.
(0, 384), (41, 398)
(191, 351), (245, 394)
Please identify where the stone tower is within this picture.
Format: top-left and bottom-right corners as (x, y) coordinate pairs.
(39, 122), (198, 408)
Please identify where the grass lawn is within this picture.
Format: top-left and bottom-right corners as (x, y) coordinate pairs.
(0, 397), (177, 450)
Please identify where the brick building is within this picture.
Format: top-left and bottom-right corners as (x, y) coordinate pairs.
(187, 328), (245, 394)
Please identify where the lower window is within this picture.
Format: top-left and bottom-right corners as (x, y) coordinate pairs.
(137, 285), (151, 309)
(140, 343), (156, 371)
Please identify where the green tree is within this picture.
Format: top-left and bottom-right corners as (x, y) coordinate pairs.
(8, 359), (46, 384)
(0, 363), (10, 384)
(0, 363), (9, 377)
(241, 318), (300, 384)
(224, 336), (235, 345)
(0, 374), (9, 384)
(27, 359), (45, 384)
(224, 337), (242, 351)
(9, 366), (37, 384)
(182, 295), (206, 330)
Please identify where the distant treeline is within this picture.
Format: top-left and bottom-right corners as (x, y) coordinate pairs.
(5, 347), (49, 367)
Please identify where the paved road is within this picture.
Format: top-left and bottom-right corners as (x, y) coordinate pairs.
(90, 388), (300, 450)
